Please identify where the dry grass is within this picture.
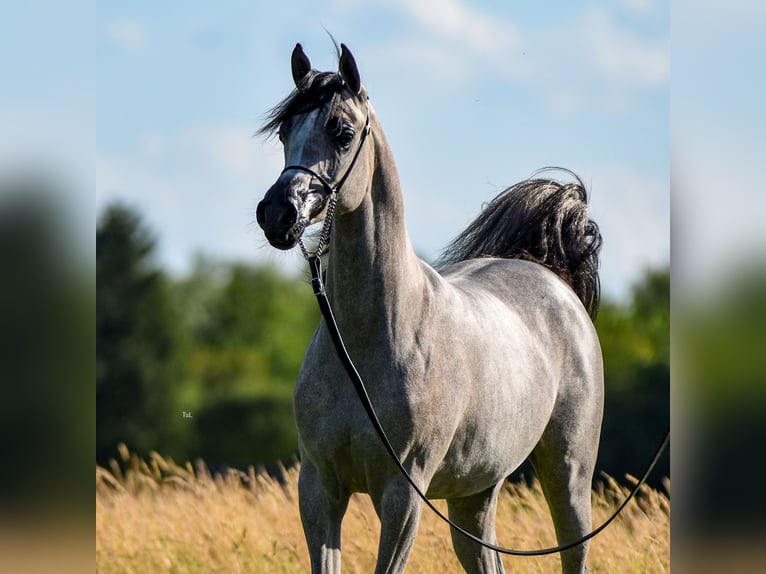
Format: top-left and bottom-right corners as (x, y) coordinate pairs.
(96, 445), (669, 573)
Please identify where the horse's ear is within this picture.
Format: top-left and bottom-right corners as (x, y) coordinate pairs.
(291, 43), (312, 86)
(339, 44), (362, 95)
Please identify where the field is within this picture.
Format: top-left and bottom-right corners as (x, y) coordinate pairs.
(96, 445), (669, 573)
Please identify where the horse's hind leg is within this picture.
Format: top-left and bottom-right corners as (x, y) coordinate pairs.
(298, 459), (350, 574)
(529, 418), (600, 574)
(446, 482), (506, 574)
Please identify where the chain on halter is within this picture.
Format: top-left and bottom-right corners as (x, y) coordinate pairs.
(281, 105), (371, 261)
(298, 195), (337, 260)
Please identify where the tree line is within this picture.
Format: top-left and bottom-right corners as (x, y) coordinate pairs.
(97, 202), (669, 484)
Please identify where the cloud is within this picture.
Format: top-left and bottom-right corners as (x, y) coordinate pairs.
(341, 0), (667, 115)
(104, 19), (149, 53)
(340, 0), (526, 85)
(394, 0), (519, 57)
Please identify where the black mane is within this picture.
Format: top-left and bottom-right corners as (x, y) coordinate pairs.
(258, 71), (346, 138)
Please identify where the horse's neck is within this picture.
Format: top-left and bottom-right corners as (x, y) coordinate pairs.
(326, 116), (425, 341)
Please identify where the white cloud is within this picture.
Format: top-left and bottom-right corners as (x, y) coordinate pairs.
(105, 19), (149, 53)
(342, 0), (667, 113)
(342, 0), (525, 85)
(395, 0), (518, 57)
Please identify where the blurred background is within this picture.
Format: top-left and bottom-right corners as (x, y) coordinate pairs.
(1, 0), (765, 572)
(93, 0), (671, 480)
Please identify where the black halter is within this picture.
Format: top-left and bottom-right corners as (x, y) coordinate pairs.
(280, 107), (371, 260)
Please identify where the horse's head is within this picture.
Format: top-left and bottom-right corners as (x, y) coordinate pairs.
(256, 43), (372, 250)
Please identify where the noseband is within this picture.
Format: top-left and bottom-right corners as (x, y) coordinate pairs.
(280, 106), (371, 260)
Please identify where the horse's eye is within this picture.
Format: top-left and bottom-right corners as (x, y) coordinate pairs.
(336, 127), (355, 150)
(327, 118), (355, 150)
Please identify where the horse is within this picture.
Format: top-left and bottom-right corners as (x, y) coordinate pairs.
(255, 43), (604, 574)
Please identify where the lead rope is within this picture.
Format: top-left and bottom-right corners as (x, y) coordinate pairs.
(305, 253), (670, 557)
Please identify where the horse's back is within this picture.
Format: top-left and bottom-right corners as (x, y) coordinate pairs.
(438, 257), (601, 371)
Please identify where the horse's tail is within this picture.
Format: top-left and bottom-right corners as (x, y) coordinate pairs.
(436, 168), (603, 319)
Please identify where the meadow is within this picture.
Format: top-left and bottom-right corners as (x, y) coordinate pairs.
(96, 445), (669, 573)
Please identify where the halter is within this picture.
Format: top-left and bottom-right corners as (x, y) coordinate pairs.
(280, 106), (371, 260)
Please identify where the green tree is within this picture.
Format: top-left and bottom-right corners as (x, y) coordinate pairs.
(96, 203), (183, 463)
(0, 183), (92, 508)
(174, 261), (320, 468)
(594, 267), (670, 484)
(183, 262), (320, 399)
(680, 265), (766, 529)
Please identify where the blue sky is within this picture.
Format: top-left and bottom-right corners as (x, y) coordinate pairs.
(94, 0), (670, 300)
(672, 0), (766, 291)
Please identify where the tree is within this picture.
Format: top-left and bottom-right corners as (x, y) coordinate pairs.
(175, 261), (320, 468)
(96, 203), (182, 463)
(680, 265), (766, 529)
(185, 262), (320, 398)
(594, 267), (670, 485)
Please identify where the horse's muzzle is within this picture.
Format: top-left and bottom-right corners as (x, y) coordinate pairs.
(256, 188), (304, 250)
(257, 174), (332, 250)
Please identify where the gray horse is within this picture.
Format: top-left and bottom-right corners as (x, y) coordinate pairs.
(256, 43), (604, 574)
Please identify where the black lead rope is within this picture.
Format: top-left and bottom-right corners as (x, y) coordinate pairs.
(307, 254), (670, 557)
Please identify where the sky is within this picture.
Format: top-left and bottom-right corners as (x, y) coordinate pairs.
(91, 0), (673, 300)
(93, 0), (672, 301)
(672, 0), (766, 291)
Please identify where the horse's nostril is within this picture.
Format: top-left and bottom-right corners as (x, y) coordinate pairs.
(279, 202), (299, 228)
(257, 191), (300, 234)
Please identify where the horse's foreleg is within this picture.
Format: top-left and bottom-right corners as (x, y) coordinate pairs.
(371, 477), (424, 574)
(446, 482), (506, 574)
(298, 460), (349, 574)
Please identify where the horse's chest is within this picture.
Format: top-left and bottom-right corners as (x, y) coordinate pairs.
(293, 355), (432, 474)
